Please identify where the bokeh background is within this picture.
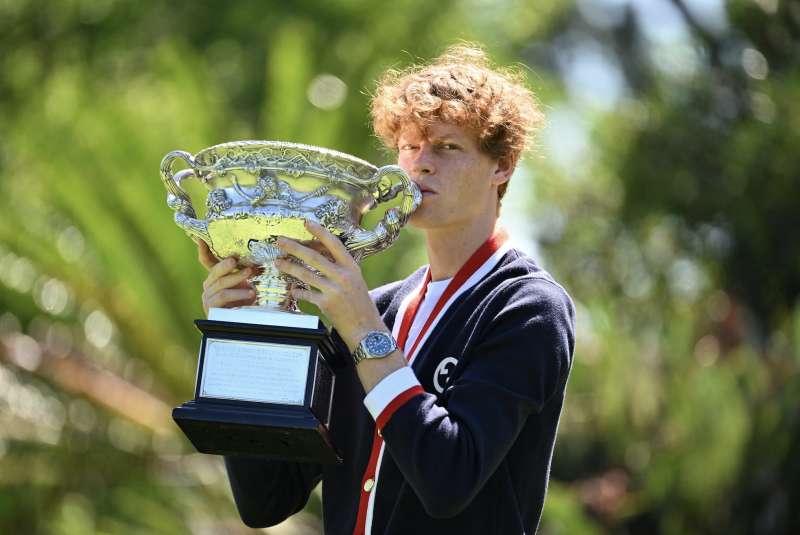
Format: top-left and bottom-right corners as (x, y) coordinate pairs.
(1, 0), (798, 533)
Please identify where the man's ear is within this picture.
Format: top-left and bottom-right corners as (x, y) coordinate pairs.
(491, 156), (515, 187)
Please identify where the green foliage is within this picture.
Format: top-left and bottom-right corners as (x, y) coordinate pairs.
(532, 1), (800, 533)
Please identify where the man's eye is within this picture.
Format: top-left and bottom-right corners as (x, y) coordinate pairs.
(441, 143), (459, 150)
(399, 144), (416, 151)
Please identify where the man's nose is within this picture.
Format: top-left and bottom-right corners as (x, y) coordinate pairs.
(410, 146), (435, 176)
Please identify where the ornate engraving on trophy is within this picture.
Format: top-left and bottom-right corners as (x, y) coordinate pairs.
(206, 189), (232, 216)
(161, 140), (422, 312)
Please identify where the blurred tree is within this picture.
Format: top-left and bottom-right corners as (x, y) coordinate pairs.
(618, 0), (800, 333)
(525, 1), (800, 533)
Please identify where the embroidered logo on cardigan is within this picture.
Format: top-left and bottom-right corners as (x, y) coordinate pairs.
(433, 357), (459, 393)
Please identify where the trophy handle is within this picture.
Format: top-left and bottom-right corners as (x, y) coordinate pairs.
(160, 150), (211, 243)
(345, 165), (421, 259)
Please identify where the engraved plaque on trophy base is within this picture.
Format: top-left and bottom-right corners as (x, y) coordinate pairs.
(172, 312), (342, 464)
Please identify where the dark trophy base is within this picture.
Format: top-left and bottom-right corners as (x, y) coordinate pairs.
(173, 318), (342, 464)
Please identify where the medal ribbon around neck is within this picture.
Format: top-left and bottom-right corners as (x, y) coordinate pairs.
(396, 227), (509, 361)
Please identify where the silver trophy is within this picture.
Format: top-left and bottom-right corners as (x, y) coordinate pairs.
(160, 141), (420, 463)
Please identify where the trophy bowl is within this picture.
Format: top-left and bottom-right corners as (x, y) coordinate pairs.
(160, 141), (420, 463)
(161, 140), (421, 311)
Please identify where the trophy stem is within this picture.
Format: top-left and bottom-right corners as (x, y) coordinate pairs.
(251, 263), (299, 312)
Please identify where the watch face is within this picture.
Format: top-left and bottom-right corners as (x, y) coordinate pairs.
(365, 332), (394, 356)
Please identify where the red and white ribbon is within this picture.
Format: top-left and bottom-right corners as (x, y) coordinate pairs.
(354, 228), (512, 535)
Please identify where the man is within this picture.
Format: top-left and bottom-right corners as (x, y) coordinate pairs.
(199, 44), (575, 535)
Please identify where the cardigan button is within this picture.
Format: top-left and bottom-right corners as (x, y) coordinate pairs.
(363, 478), (375, 492)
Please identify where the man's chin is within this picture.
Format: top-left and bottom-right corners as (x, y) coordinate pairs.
(408, 209), (442, 230)
(408, 212), (428, 230)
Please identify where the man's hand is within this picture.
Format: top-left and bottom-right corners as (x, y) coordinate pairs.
(273, 220), (387, 352)
(198, 240), (256, 316)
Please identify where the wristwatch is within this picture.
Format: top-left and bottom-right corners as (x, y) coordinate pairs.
(352, 331), (398, 365)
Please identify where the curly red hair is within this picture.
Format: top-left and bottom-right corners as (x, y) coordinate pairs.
(370, 44), (544, 201)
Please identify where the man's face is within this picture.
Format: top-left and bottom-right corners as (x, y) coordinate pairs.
(396, 121), (509, 231)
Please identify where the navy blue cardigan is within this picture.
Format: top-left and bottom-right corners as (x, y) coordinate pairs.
(224, 248), (575, 534)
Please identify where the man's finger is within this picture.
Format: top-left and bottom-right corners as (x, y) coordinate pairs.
(276, 237), (337, 276)
(205, 267), (253, 296)
(205, 288), (257, 311)
(274, 258), (334, 293)
(289, 287), (322, 308)
(203, 257), (239, 290)
(303, 219), (354, 266)
(197, 240), (220, 271)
